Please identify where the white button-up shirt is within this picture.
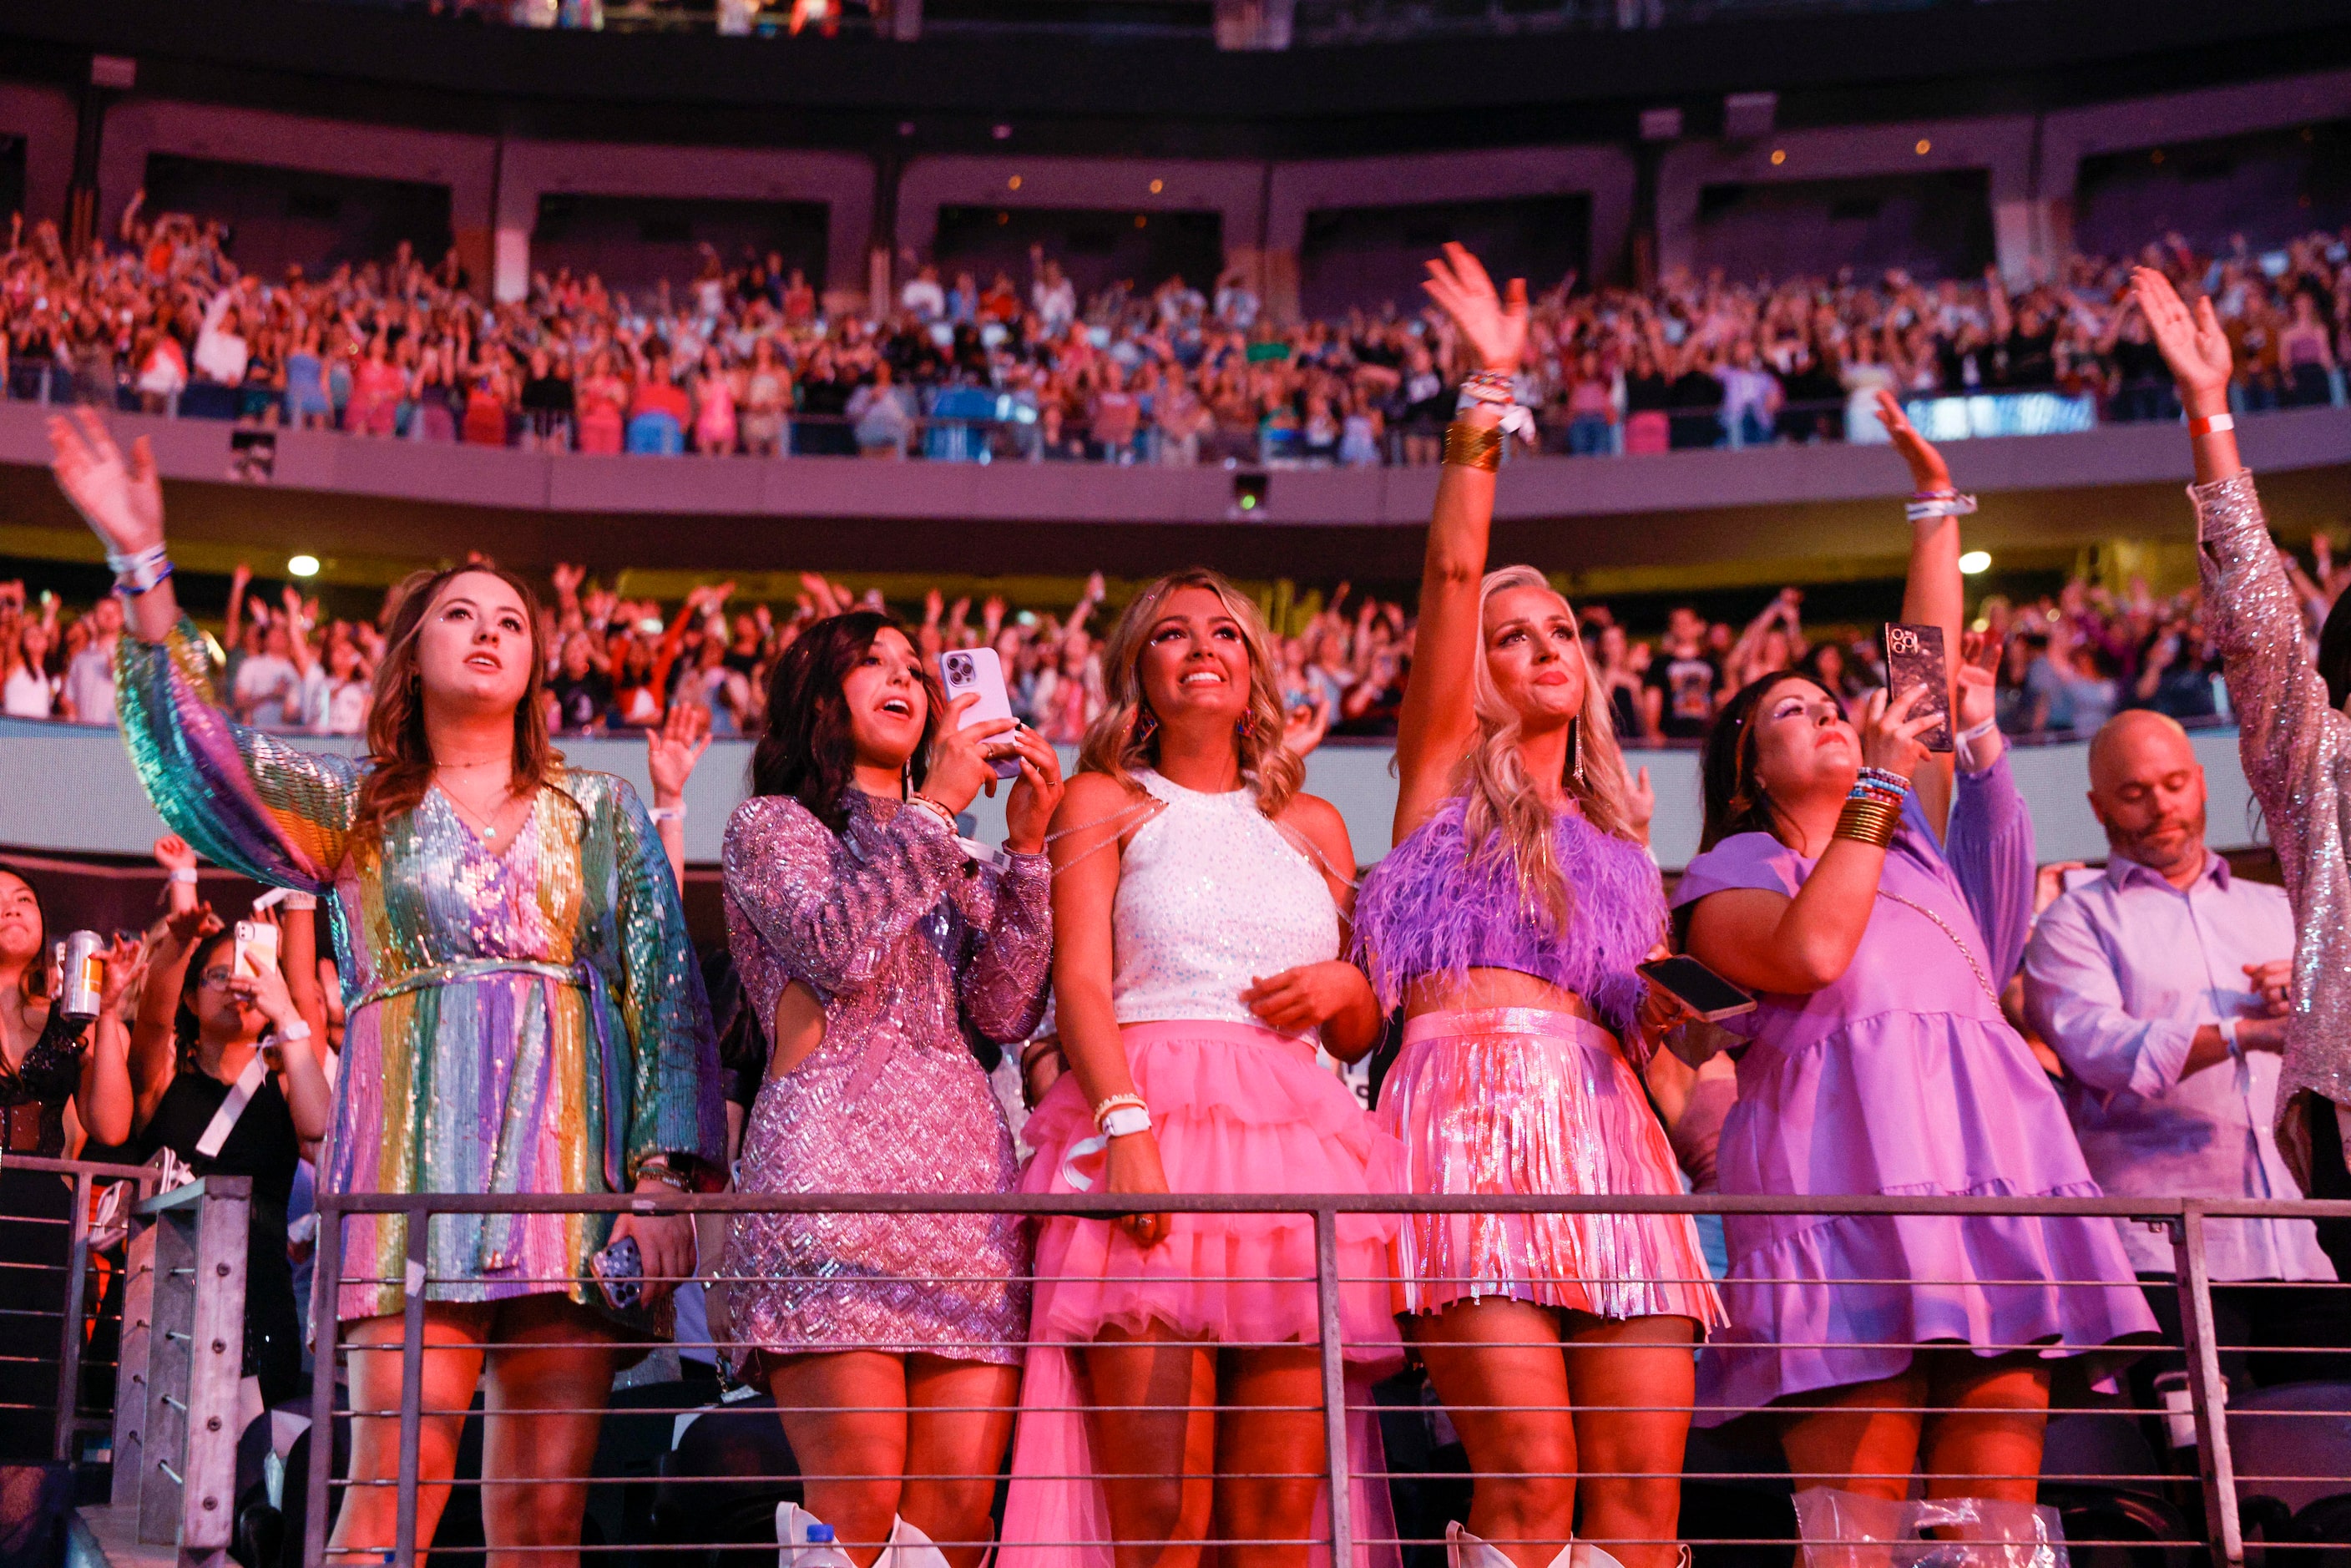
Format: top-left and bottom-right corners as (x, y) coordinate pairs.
(2023, 849), (2333, 1281)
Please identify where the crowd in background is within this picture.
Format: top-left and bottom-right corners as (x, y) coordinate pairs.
(3, 197), (2345, 467)
(6, 536), (2333, 744)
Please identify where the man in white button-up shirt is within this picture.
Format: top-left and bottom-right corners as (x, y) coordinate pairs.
(2025, 711), (2340, 1393)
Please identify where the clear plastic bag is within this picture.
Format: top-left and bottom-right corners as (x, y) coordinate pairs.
(1792, 1487), (2070, 1568)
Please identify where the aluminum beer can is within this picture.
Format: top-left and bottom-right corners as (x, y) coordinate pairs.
(59, 929), (105, 1021)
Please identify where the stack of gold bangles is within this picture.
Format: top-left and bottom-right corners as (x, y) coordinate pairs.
(1443, 420), (1504, 472)
(1833, 766), (1909, 848)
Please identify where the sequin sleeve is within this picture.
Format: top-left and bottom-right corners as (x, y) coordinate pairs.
(115, 617), (359, 891)
(720, 794), (971, 1004)
(956, 851), (1053, 1044)
(604, 777), (727, 1181)
(1943, 753), (2035, 985)
(2193, 471), (2349, 913)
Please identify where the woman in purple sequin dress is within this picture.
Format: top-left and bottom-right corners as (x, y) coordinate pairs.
(1673, 392), (2152, 1508)
(720, 609), (1060, 1568)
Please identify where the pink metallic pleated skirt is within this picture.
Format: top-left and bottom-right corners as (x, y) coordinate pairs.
(1380, 1006), (1725, 1327)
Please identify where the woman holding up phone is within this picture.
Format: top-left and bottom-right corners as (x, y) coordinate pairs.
(129, 899), (332, 1409)
(1671, 391), (2152, 1513)
(720, 609), (1059, 1568)
(1349, 245), (1720, 1568)
(48, 408), (724, 1568)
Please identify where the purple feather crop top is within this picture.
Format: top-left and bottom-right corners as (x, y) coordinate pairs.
(1352, 792), (1666, 1034)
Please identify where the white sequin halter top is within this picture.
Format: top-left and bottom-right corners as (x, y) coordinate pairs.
(1110, 769), (1340, 1031)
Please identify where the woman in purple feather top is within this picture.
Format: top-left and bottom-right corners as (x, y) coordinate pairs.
(1351, 246), (1722, 1568)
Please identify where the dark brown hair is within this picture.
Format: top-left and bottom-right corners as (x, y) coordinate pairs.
(1698, 670), (1842, 852)
(0, 865), (50, 1011)
(351, 565), (559, 844)
(750, 610), (942, 833)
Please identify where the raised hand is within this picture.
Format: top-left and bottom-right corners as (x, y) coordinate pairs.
(1627, 763), (1656, 847)
(1422, 242), (1528, 374)
(153, 834), (197, 875)
(999, 726), (1065, 857)
(645, 701), (712, 802)
(1860, 682), (1941, 784)
(2130, 267), (2232, 415)
(47, 407), (164, 556)
(1872, 387), (1952, 494)
(1954, 629), (2003, 735)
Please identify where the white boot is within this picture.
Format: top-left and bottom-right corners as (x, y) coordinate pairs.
(881, 1517), (954, 1568)
(1447, 1525), (1575, 1568)
(777, 1503), (856, 1568)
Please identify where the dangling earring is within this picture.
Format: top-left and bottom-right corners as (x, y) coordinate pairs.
(1136, 706), (1160, 744)
(1566, 716), (1585, 787)
(1237, 709), (1257, 740)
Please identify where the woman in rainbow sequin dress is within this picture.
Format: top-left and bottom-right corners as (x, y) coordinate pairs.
(47, 409), (724, 1568)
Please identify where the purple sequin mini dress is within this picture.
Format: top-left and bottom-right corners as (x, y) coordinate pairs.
(719, 792), (1051, 1366)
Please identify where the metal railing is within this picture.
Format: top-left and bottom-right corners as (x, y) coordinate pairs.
(0, 1151), (162, 1465)
(281, 1186), (2351, 1568)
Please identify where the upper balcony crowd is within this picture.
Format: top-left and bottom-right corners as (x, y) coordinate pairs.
(3, 196), (2347, 467)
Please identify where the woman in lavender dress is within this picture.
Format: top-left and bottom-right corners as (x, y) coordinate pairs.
(720, 609), (1061, 1568)
(1673, 392), (2153, 1505)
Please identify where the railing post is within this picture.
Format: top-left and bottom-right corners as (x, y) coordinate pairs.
(2172, 1205), (2243, 1566)
(134, 1176), (251, 1568)
(1312, 1206), (1356, 1568)
(394, 1207), (431, 1568)
(304, 1186), (345, 1568)
(53, 1166), (94, 1462)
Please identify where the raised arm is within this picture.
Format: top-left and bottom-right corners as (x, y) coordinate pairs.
(1941, 632), (2035, 984)
(953, 724), (1061, 1044)
(1393, 244), (1525, 841)
(2131, 266), (2343, 908)
(49, 411), (359, 888)
(1873, 387), (1966, 834)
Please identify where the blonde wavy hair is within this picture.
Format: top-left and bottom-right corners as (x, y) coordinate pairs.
(1078, 569), (1304, 819)
(1454, 565), (1639, 933)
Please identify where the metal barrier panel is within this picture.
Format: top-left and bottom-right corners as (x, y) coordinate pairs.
(270, 1189), (2351, 1568)
(0, 1153), (158, 1468)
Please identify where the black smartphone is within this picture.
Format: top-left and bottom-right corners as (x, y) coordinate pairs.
(1637, 956), (1759, 1023)
(1881, 622), (1954, 753)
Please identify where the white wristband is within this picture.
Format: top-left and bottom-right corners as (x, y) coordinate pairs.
(1100, 1105), (1152, 1139)
(275, 1019), (313, 1044)
(650, 805), (686, 824)
(2217, 1015), (2240, 1055)
(168, 868), (199, 885)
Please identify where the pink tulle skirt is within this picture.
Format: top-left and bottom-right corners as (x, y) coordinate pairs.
(1382, 1006), (1725, 1328)
(999, 1019), (1403, 1568)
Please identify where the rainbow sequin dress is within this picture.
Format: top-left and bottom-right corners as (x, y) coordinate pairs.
(119, 620), (725, 1323)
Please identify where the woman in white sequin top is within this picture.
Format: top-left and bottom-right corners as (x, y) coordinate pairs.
(1000, 569), (1403, 1568)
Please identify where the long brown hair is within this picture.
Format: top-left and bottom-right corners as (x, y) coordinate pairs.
(350, 565), (559, 844)
(1456, 566), (1638, 934)
(1077, 569), (1302, 819)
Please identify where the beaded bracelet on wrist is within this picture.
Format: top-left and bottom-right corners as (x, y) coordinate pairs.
(1856, 766), (1913, 797)
(1904, 491), (1979, 523)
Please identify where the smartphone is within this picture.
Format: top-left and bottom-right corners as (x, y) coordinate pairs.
(938, 649), (1021, 780)
(1637, 956), (1759, 1024)
(232, 919), (280, 982)
(590, 1235), (644, 1311)
(1881, 622), (1954, 753)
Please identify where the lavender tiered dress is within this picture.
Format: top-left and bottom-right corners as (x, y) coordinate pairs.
(718, 791), (1051, 1365)
(1671, 758), (2154, 1417)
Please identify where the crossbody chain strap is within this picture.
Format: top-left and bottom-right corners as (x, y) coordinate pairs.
(1874, 888), (2000, 1006)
